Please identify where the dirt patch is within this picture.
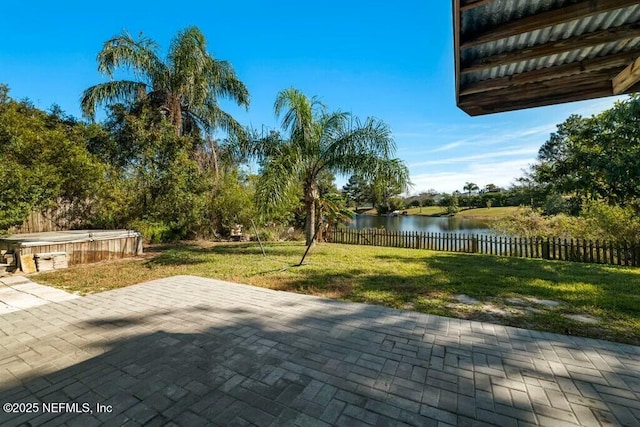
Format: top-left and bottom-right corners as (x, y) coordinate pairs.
(525, 297), (561, 308)
(482, 303), (524, 317)
(448, 294), (565, 321)
(453, 294), (479, 304)
(565, 314), (600, 324)
(504, 296), (561, 313)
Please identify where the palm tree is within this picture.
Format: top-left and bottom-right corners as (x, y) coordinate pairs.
(463, 182), (479, 197)
(463, 181), (479, 207)
(250, 88), (409, 245)
(81, 27), (249, 138)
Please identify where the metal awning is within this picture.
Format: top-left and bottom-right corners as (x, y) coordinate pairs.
(453, 0), (640, 115)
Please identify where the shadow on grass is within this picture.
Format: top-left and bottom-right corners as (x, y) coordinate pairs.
(145, 251), (208, 267)
(144, 242), (308, 268)
(153, 242), (307, 262)
(207, 243), (307, 257)
(371, 252), (640, 312)
(258, 250), (640, 344)
(129, 242), (640, 343)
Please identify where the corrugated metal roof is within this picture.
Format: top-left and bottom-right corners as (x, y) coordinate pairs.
(463, 37), (640, 85)
(461, 3), (640, 65)
(461, 0), (568, 35)
(455, 0), (640, 114)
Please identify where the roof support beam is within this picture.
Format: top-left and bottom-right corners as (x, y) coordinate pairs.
(461, 23), (640, 75)
(612, 56), (640, 94)
(460, 49), (640, 96)
(460, 0), (494, 11)
(461, 72), (621, 103)
(459, 80), (616, 115)
(453, 0), (462, 106)
(461, 0), (639, 49)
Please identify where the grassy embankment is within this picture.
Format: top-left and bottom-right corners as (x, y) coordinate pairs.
(36, 241), (640, 345)
(362, 206), (519, 219)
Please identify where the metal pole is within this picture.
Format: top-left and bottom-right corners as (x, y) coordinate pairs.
(297, 222), (323, 267)
(251, 220), (266, 257)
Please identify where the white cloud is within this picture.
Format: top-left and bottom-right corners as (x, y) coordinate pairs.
(401, 122), (556, 156)
(409, 146), (538, 167)
(395, 97), (631, 195)
(569, 96), (625, 117)
(392, 132), (433, 138)
(428, 141), (465, 152)
(409, 158), (534, 194)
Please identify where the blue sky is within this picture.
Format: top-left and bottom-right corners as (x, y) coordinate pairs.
(0, 1), (624, 193)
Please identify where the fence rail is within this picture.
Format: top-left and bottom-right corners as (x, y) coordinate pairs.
(328, 228), (639, 267)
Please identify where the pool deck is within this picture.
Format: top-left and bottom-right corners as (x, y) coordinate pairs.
(1, 275), (639, 426)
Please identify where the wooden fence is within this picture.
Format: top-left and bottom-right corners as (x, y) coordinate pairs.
(8, 204), (80, 234)
(328, 228), (639, 267)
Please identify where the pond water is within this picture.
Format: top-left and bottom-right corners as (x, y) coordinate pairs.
(348, 215), (497, 236)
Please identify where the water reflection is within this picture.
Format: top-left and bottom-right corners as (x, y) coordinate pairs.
(348, 215), (496, 236)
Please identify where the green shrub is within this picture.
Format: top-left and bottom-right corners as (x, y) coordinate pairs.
(492, 207), (581, 239)
(199, 169), (257, 238)
(491, 201), (640, 242)
(255, 224), (304, 242)
(376, 197), (405, 215)
(130, 220), (175, 243)
(580, 200), (640, 242)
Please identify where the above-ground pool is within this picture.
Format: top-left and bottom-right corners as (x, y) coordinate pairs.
(0, 230), (143, 272)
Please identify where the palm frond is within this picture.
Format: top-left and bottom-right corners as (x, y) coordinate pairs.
(188, 101), (247, 141)
(97, 31), (163, 82)
(80, 81), (148, 120)
(205, 59), (250, 108)
(274, 88), (325, 143)
(371, 158), (413, 194)
(321, 116), (396, 176)
(168, 26), (208, 99)
(317, 192), (355, 225)
(166, 27), (250, 136)
(85, 26), (249, 138)
(255, 152), (300, 214)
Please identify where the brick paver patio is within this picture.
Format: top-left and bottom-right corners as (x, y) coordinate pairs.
(1, 275), (639, 426)
(0, 276), (79, 315)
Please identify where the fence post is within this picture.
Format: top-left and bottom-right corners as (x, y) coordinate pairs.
(623, 241), (629, 266)
(541, 239), (549, 259)
(608, 241), (613, 265)
(324, 230), (638, 267)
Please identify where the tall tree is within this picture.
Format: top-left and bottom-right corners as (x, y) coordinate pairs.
(371, 159), (410, 213)
(463, 182), (479, 197)
(0, 85), (107, 231)
(248, 88), (409, 245)
(483, 183), (502, 193)
(532, 96), (640, 212)
(81, 27), (249, 138)
(342, 175), (370, 210)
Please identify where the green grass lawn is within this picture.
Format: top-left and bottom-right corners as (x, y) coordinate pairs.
(455, 206), (519, 218)
(402, 206), (518, 218)
(403, 206), (447, 216)
(36, 241), (640, 345)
